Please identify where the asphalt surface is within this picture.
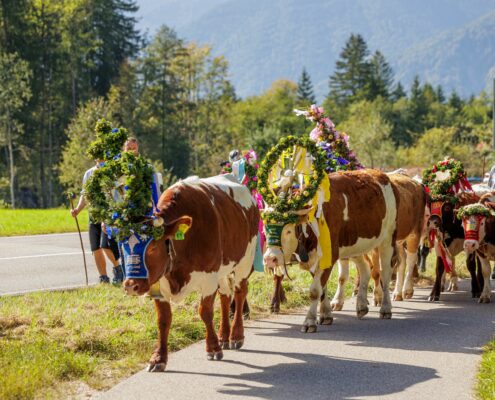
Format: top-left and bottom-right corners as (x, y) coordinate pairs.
(0, 232), (101, 295)
(100, 282), (495, 400)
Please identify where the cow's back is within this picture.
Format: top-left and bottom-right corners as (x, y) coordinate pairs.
(388, 173), (426, 241)
(325, 169), (397, 261)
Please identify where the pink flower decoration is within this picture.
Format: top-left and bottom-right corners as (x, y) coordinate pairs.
(322, 117), (335, 131)
(310, 127), (323, 142)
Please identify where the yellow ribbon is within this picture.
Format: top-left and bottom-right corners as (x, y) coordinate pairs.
(308, 175), (332, 269)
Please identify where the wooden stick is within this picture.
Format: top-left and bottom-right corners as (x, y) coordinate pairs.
(68, 193), (89, 286)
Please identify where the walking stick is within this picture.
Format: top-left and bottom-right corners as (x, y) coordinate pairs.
(68, 192), (89, 286)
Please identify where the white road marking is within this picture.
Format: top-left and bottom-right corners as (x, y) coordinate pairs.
(0, 251), (92, 261)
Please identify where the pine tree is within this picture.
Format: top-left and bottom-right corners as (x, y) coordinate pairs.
(448, 90), (463, 111)
(391, 82), (406, 101)
(368, 50), (393, 99)
(329, 33), (371, 106)
(436, 85), (445, 103)
(297, 68), (316, 105)
(407, 75), (428, 134)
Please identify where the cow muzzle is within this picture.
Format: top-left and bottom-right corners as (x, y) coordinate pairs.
(427, 216), (441, 230)
(463, 239), (479, 254)
(123, 278), (150, 296)
(263, 247), (284, 271)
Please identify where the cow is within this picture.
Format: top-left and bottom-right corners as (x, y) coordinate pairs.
(123, 175), (259, 371)
(329, 173), (426, 310)
(458, 193), (495, 303)
(426, 192), (479, 301)
(263, 169), (399, 333)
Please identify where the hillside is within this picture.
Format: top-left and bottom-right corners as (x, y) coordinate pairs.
(136, 0), (495, 99)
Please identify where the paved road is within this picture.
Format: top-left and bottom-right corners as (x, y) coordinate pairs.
(0, 232), (100, 295)
(100, 282), (495, 400)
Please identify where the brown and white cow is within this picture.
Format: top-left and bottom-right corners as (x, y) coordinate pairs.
(263, 169), (399, 333)
(328, 173), (426, 309)
(123, 175), (259, 371)
(458, 194), (495, 303)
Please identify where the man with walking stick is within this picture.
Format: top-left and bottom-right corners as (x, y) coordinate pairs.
(70, 158), (124, 284)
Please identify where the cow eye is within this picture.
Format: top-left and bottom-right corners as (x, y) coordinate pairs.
(286, 230), (292, 234)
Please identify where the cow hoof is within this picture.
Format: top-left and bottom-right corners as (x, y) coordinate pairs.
(380, 312), (392, 319)
(219, 341), (230, 350)
(427, 295), (439, 302)
(306, 325), (317, 333)
(393, 293), (403, 301)
(479, 297), (491, 304)
(319, 317), (334, 325)
(230, 340), (244, 350)
(404, 291), (414, 299)
(147, 363), (166, 372)
(207, 350), (224, 360)
(331, 303), (343, 311)
(270, 307), (280, 314)
(357, 307), (369, 319)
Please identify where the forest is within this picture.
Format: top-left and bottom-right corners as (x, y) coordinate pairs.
(0, 0), (493, 208)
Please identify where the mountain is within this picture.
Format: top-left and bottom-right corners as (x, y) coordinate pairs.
(135, 0), (495, 99)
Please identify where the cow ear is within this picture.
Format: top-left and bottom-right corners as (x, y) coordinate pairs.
(164, 216), (193, 240)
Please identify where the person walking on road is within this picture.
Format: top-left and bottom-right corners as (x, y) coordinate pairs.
(70, 159), (124, 284)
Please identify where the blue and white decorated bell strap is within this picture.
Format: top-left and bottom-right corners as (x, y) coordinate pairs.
(122, 233), (153, 279)
(232, 158), (246, 184)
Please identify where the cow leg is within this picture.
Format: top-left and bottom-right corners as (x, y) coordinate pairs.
(402, 250), (418, 299)
(271, 274), (283, 313)
(479, 256), (491, 303)
(230, 278), (248, 349)
(302, 267), (325, 333)
(353, 268), (360, 297)
(393, 245), (406, 301)
(318, 268), (334, 325)
(370, 250), (383, 306)
(447, 240), (463, 292)
(428, 257), (444, 301)
(147, 300), (172, 372)
(378, 244), (394, 319)
(199, 293), (223, 361)
(218, 277), (231, 350)
(467, 254), (481, 298)
(354, 256), (371, 318)
(331, 259), (349, 311)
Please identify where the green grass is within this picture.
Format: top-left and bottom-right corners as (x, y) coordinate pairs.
(477, 338), (495, 400)
(0, 209), (89, 236)
(0, 268), (355, 399)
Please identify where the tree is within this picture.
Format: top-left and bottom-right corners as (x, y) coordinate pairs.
(448, 90), (463, 112)
(339, 100), (395, 169)
(86, 0), (141, 96)
(296, 68), (316, 105)
(58, 98), (112, 193)
(436, 85), (445, 103)
(0, 52), (31, 208)
(406, 75), (428, 135)
(368, 50), (393, 99)
(329, 33), (371, 106)
(391, 82), (406, 101)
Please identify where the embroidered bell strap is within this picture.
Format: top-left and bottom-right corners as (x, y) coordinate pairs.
(463, 217), (482, 241)
(265, 223), (284, 247)
(308, 174), (332, 269)
(122, 233), (153, 279)
(430, 201), (444, 219)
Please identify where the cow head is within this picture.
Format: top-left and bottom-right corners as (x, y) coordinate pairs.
(263, 208), (312, 271)
(123, 216), (192, 296)
(461, 214), (486, 253)
(426, 199), (456, 244)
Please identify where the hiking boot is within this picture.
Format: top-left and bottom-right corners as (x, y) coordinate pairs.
(112, 265), (124, 284)
(99, 275), (110, 284)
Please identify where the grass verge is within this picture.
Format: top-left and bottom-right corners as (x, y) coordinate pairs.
(0, 209), (89, 236)
(477, 338), (495, 400)
(0, 268), (355, 399)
